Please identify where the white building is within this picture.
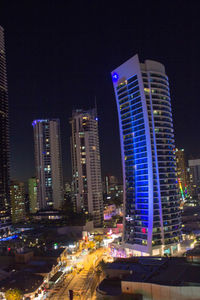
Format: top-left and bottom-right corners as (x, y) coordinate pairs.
(32, 119), (63, 210)
(70, 109), (103, 227)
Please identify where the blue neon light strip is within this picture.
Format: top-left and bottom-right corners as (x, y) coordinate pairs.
(0, 234), (18, 242)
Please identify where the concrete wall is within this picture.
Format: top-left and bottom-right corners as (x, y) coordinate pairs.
(56, 221), (94, 235)
(105, 268), (131, 279)
(121, 281), (200, 300)
(96, 287), (121, 300)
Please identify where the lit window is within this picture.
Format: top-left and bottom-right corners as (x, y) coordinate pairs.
(144, 88), (150, 93)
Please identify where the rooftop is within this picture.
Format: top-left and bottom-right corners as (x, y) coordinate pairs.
(106, 257), (200, 286)
(0, 271), (43, 294)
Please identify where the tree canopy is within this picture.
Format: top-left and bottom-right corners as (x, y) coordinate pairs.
(5, 289), (22, 300)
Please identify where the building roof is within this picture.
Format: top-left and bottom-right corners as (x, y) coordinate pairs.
(23, 259), (55, 274)
(0, 271), (43, 294)
(98, 279), (121, 296)
(49, 271), (63, 283)
(187, 246), (200, 256)
(34, 248), (65, 258)
(119, 257), (200, 286)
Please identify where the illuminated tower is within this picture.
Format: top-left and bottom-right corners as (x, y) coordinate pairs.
(32, 119), (63, 210)
(0, 26), (11, 231)
(10, 181), (25, 223)
(112, 54), (181, 256)
(70, 109), (103, 227)
(28, 177), (37, 213)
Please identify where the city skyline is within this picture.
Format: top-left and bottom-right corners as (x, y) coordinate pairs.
(1, 2), (200, 299)
(1, 1), (200, 183)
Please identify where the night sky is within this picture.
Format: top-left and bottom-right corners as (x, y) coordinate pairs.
(1, 0), (200, 183)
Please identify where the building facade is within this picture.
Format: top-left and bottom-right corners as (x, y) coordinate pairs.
(70, 109), (103, 227)
(188, 159), (200, 197)
(28, 177), (37, 213)
(175, 148), (189, 201)
(10, 180), (26, 223)
(0, 26), (11, 231)
(104, 175), (123, 205)
(111, 54), (181, 255)
(32, 119), (63, 210)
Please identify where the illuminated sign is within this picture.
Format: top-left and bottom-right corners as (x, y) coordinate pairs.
(112, 72), (119, 82)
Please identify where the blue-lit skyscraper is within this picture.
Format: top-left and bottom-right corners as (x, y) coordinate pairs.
(112, 54), (181, 256)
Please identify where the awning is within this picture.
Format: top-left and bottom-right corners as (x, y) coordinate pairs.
(49, 271), (63, 283)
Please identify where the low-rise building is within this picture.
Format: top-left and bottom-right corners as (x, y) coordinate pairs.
(97, 257), (200, 300)
(0, 247), (67, 299)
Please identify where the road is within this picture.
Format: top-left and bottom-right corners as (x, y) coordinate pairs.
(48, 248), (105, 300)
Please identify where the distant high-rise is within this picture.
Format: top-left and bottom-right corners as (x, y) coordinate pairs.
(0, 26), (11, 231)
(10, 181), (25, 223)
(112, 54), (181, 256)
(70, 109), (103, 227)
(32, 119), (63, 210)
(104, 175), (123, 205)
(28, 177), (37, 213)
(175, 148), (189, 200)
(188, 159), (200, 197)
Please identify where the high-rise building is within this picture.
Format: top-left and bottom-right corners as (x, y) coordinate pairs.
(0, 26), (11, 231)
(10, 181), (25, 223)
(28, 177), (37, 213)
(111, 54), (181, 256)
(63, 182), (72, 203)
(103, 175), (123, 205)
(105, 175), (118, 195)
(175, 148), (189, 200)
(188, 159), (200, 197)
(32, 119), (63, 210)
(70, 109), (103, 227)
(64, 182), (72, 194)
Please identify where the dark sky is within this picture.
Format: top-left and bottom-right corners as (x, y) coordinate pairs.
(1, 0), (200, 183)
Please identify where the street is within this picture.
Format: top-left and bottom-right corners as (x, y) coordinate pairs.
(48, 248), (106, 300)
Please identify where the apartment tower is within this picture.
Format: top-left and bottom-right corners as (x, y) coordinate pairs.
(32, 119), (63, 210)
(111, 54), (181, 255)
(10, 181), (25, 223)
(70, 109), (103, 227)
(0, 26), (11, 231)
(28, 177), (37, 213)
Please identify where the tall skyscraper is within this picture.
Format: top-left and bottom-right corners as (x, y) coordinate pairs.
(32, 119), (63, 210)
(112, 54), (181, 256)
(28, 177), (37, 213)
(10, 181), (25, 223)
(0, 26), (11, 231)
(70, 109), (103, 227)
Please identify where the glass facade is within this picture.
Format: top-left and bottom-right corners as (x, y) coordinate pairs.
(112, 55), (181, 255)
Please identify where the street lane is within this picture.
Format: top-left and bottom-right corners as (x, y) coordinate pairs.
(48, 248), (106, 300)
